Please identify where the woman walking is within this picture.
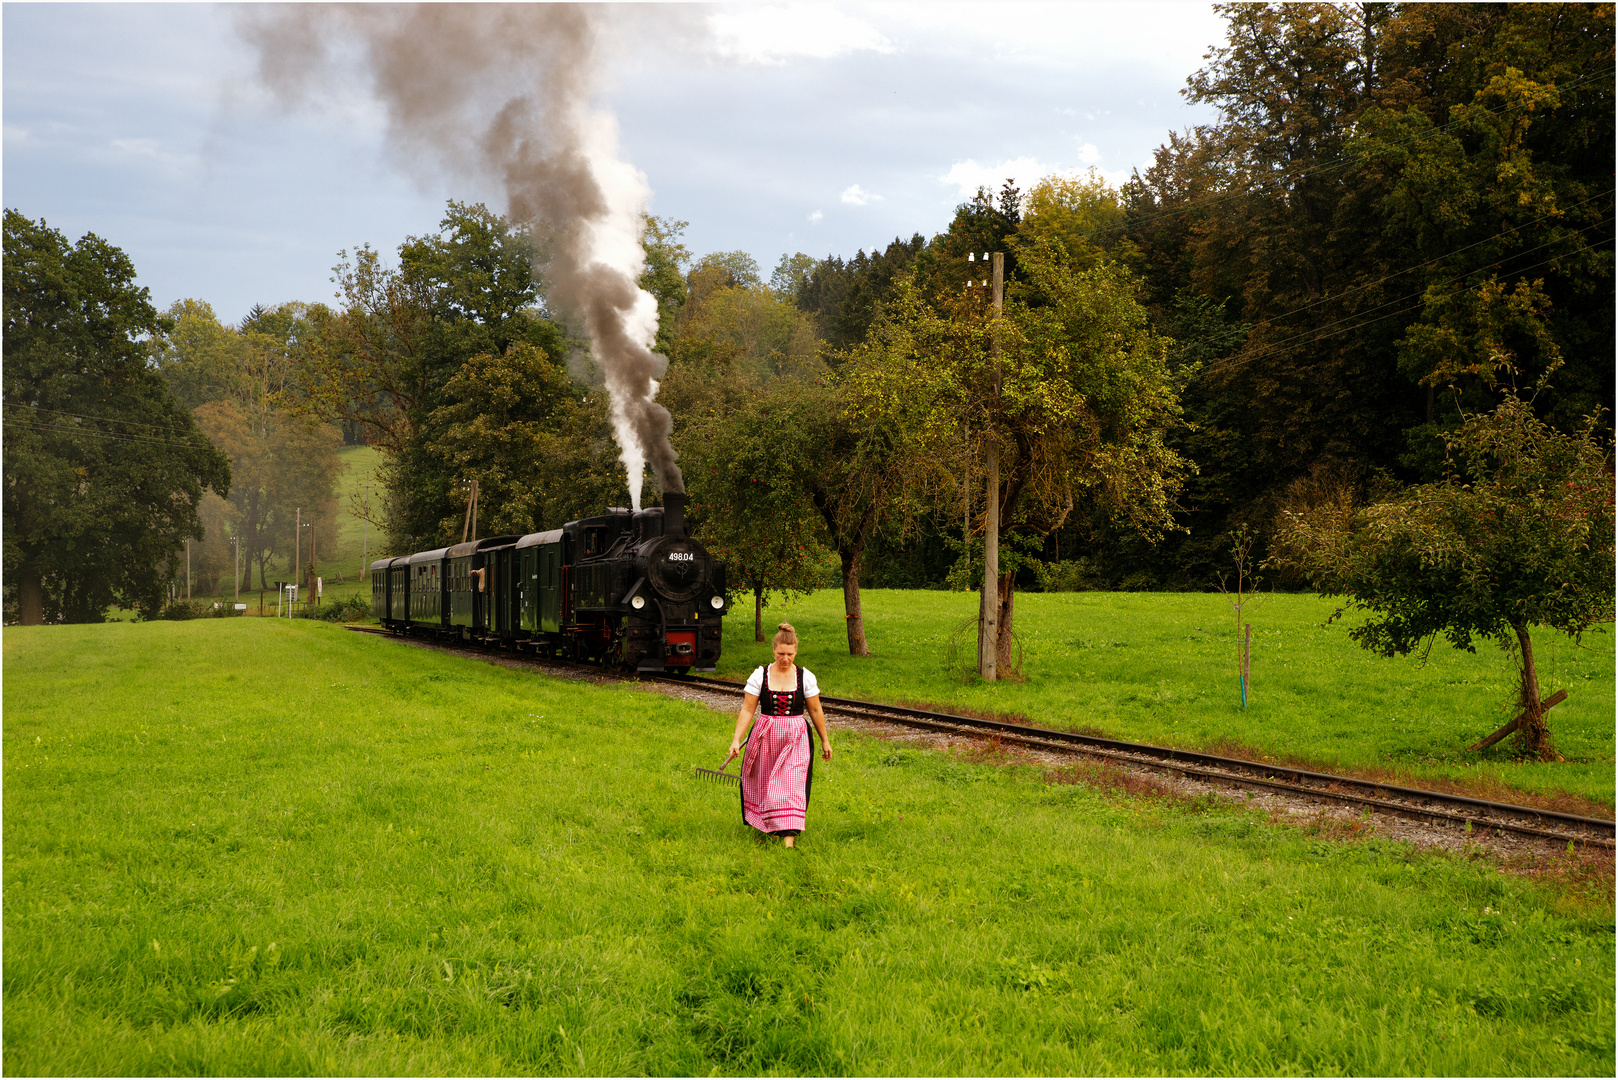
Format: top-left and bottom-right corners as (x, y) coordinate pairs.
(726, 622), (832, 847)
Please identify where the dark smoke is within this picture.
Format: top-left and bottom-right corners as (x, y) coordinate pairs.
(238, 3), (684, 507)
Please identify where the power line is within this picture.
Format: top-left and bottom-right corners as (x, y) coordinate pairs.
(1240, 187), (1613, 327)
(1, 415), (215, 452)
(1131, 193), (1613, 367)
(2, 401), (200, 437)
(1206, 222), (1615, 377)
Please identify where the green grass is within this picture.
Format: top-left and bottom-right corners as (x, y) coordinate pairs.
(716, 590), (1617, 808)
(4, 620), (1614, 1075)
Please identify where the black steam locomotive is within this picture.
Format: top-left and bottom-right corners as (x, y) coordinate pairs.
(370, 493), (727, 672)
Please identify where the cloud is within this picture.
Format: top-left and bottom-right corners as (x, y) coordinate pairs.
(808, 209), (824, 224)
(108, 136), (195, 175)
(867, 4), (1223, 74)
(938, 156), (1053, 198)
(709, 4), (894, 65)
(941, 155), (1138, 200)
(840, 184), (881, 206)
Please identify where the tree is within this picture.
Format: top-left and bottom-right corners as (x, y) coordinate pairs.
(2, 211), (231, 622)
(689, 251), (762, 292)
(1112, 2), (1612, 588)
(846, 242), (1189, 672)
(769, 253), (818, 304)
(152, 299), (248, 410)
(193, 401), (342, 591)
(193, 491), (240, 596)
(1351, 55), (1613, 442)
(1015, 170), (1137, 272)
(796, 235), (929, 352)
(294, 202), (567, 550)
(422, 343), (626, 537)
(675, 277), (820, 386)
(640, 215), (691, 353)
(154, 298), (343, 591)
(1277, 393), (1614, 759)
(682, 397), (829, 641)
(773, 376), (924, 657)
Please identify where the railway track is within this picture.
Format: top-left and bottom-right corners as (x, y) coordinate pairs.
(345, 625), (1615, 850)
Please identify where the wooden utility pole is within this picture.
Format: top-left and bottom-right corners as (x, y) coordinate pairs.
(185, 540), (191, 601)
(979, 252), (1004, 681)
(294, 507), (301, 608)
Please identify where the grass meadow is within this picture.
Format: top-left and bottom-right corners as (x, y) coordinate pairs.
(721, 589), (1617, 810)
(4, 618), (1613, 1075)
(200, 445), (1613, 808)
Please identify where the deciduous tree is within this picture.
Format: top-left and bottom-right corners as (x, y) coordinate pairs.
(847, 244), (1189, 671)
(2, 211), (230, 622)
(678, 387), (830, 641)
(423, 342), (624, 536)
(1277, 393), (1614, 759)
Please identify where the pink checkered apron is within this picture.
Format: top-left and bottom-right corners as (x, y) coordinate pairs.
(741, 665), (814, 835)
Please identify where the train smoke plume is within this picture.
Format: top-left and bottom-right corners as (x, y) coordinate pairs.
(239, 4), (682, 509)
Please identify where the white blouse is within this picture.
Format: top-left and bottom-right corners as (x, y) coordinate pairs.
(745, 665), (821, 699)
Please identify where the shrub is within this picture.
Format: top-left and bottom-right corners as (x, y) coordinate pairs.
(301, 594), (372, 622)
(1031, 558), (1103, 592)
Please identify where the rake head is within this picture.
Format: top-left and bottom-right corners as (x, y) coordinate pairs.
(694, 767), (740, 784)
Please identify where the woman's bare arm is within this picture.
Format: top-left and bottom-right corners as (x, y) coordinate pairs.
(729, 693), (759, 761)
(807, 696), (832, 760)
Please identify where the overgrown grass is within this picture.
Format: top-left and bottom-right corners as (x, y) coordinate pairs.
(4, 620), (1613, 1075)
(716, 590), (1616, 808)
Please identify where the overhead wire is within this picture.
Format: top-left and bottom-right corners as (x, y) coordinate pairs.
(3, 401), (206, 436)
(1204, 220), (1614, 377)
(2, 406), (216, 453)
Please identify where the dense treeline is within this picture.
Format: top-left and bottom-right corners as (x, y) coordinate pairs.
(5, 3), (1610, 635)
(1117, 1), (1614, 587)
(826, 3), (1615, 592)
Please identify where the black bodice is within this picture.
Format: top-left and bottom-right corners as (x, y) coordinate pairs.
(758, 665), (806, 716)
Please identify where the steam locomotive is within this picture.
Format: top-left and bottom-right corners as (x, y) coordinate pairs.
(370, 492), (727, 672)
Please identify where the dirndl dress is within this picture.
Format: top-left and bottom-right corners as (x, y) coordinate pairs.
(740, 665), (816, 836)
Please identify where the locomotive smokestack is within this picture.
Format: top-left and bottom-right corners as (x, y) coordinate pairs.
(663, 492), (687, 539)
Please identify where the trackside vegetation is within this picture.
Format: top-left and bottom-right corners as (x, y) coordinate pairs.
(4, 619), (1613, 1075)
(716, 590), (1616, 809)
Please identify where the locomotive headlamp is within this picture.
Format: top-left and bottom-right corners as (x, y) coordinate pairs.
(709, 595), (724, 609)
(631, 595), (647, 610)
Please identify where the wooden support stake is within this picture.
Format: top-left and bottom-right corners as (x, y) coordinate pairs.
(1468, 689), (1568, 751)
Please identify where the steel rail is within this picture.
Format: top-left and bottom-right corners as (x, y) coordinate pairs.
(657, 672), (1615, 850)
(343, 626), (1614, 849)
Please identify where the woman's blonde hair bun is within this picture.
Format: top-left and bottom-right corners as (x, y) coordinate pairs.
(772, 622), (798, 646)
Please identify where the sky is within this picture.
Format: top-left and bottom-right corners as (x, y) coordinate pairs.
(3, 2), (1226, 325)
